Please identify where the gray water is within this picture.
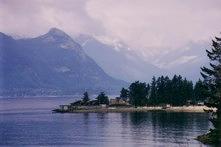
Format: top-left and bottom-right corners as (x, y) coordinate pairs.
(0, 97), (211, 146)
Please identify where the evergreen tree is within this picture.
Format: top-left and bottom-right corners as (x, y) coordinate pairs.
(171, 75), (179, 105)
(96, 92), (109, 105)
(181, 78), (193, 105)
(120, 88), (129, 101)
(146, 83), (151, 99)
(82, 91), (90, 104)
(194, 79), (208, 103)
(129, 81), (148, 106)
(163, 76), (171, 104)
(198, 36), (221, 144)
(149, 77), (157, 105)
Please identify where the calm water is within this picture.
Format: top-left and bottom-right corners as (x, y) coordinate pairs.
(0, 97), (211, 146)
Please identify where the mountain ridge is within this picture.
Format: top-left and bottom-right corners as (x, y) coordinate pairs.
(75, 34), (167, 82)
(75, 34), (208, 82)
(0, 28), (127, 96)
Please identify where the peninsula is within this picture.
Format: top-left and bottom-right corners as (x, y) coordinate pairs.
(53, 91), (214, 113)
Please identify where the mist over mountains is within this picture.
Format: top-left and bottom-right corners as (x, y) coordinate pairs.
(75, 34), (166, 82)
(75, 34), (208, 82)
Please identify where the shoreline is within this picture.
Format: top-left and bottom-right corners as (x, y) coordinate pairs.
(53, 106), (216, 113)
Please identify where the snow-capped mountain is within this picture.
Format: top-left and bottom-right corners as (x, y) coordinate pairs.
(75, 35), (209, 82)
(75, 34), (167, 82)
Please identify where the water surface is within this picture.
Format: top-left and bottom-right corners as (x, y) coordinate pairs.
(0, 97), (211, 146)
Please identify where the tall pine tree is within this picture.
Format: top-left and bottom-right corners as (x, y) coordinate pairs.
(194, 79), (208, 103)
(120, 88), (129, 101)
(82, 91), (90, 104)
(129, 81), (148, 106)
(149, 77), (157, 105)
(96, 92), (109, 105)
(198, 36), (221, 144)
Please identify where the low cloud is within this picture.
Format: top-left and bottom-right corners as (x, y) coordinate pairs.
(0, 0), (220, 60)
(156, 55), (198, 69)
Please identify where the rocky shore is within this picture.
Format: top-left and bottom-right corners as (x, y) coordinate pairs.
(53, 105), (215, 113)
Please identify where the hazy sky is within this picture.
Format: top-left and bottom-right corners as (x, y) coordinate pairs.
(0, 0), (221, 60)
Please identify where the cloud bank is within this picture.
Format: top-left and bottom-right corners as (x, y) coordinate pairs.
(0, 0), (221, 60)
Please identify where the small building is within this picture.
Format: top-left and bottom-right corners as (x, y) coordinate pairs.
(109, 97), (129, 106)
(59, 105), (69, 111)
(100, 104), (107, 108)
(197, 101), (204, 106)
(186, 100), (195, 105)
(162, 104), (171, 109)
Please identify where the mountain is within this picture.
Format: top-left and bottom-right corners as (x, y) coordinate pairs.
(0, 28), (127, 96)
(75, 35), (209, 82)
(75, 34), (166, 82)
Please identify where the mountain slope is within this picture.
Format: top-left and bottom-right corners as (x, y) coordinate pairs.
(0, 28), (127, 96)
(75, 35), (209, 82)
(75, 34), (166, 82)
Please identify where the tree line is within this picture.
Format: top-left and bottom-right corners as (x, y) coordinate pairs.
(71, 91), (109, 106)
(120, 75), (208, 106)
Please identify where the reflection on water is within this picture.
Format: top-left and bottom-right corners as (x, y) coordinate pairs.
(128, 112), (210, 146)
(0, 97), (211, 146)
